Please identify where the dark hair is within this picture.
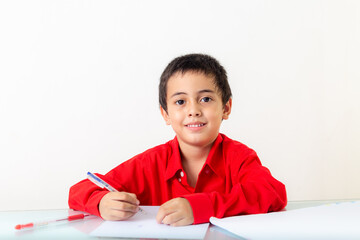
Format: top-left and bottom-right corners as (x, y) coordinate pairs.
(159, 53), (232, 113)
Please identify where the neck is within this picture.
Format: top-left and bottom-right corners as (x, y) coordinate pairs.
(178, 140), (213, 164)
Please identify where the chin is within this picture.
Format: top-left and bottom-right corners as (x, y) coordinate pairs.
(185, 136), (215, 147)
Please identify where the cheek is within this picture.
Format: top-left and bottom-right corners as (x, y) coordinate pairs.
(206, 107), (223, 121)
(167, 109), (183, 123)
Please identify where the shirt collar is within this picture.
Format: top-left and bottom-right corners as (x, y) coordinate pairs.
(165, 134), (225, 181)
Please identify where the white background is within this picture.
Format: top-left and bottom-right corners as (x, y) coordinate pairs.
(0, 0), (359, 211)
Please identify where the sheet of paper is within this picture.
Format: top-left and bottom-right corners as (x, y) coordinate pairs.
(90, 206), (209, 239)
(210, 201), (360, 240)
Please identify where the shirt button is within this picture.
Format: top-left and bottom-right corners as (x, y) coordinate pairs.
(178, 178), (182, 182)
(205, 169), (210, 174)
(180, 171), (184, 177)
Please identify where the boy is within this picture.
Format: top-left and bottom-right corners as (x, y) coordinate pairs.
(68, 54), (287, 226)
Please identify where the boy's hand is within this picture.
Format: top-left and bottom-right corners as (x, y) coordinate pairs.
(156, 198), (194, 226)
(99, 192), (140, 221)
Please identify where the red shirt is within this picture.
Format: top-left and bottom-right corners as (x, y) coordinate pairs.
(68, 134), (287, 224)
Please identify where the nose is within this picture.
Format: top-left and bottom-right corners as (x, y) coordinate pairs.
(187, 101), (201, 117)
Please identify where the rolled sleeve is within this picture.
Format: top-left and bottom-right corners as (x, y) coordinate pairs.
(182, 193), (214, 224)
(68, 182), (109, 218)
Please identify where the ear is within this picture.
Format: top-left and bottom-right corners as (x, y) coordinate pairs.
(222, 98), (232, 120)
(160, 106), (172, 125)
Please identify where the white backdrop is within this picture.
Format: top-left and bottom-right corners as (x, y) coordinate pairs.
(0, 0), (359, 211)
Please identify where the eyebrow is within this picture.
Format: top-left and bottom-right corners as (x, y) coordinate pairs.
(170, 89), (215, 98)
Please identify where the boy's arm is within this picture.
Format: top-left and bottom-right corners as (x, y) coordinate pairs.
(182, 153), (287, 224)
(68, 155), (148, 218)
(68, 173), (119, 217)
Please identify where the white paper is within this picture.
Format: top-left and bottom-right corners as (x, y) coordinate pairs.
(90, 206), (209, 239)
(210, 201), (360, 240)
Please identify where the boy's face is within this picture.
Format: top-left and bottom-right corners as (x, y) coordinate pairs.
(161, 71), (232, 149)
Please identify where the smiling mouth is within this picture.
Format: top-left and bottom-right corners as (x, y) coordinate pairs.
(185, 123), (206, 127)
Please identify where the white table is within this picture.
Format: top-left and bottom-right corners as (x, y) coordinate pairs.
(0, 200), (352, 240)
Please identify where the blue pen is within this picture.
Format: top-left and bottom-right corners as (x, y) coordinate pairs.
(87, 172), (118, 192)
(87, 172), (145, 213)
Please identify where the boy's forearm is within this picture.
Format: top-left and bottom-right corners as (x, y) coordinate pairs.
(183, 175), (287, 224)
(68, 179), (108, 217)
(182, 193), (214, 224)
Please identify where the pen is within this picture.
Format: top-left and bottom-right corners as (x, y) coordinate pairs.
(87, 172), (145, 213)
(15, 213), (89, 230)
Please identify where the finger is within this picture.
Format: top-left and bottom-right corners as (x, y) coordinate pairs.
(155, 209), (166, 224)
(161, 211), (184, 225)
(110, 192), (139, 205)
(108, 208), (138, 221)
(110, 200), (139, 212)
(169, 217), (193, 227)
(156, 202), (176, 224)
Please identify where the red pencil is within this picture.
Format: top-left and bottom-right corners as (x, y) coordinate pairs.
(15, 213), (90, 230)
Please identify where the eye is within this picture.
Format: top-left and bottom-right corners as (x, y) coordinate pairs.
(200, 97), (212, 103)
(175, 99), (185, 105)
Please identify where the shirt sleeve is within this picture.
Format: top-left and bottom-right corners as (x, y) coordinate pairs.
(182, 152), (287, 224)
(68, 172), (127, 217)
(68, 155), (143, 218)
(68, 151), (155, 217)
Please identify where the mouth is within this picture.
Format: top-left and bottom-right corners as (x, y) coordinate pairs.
(185, 123), (206, 128)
